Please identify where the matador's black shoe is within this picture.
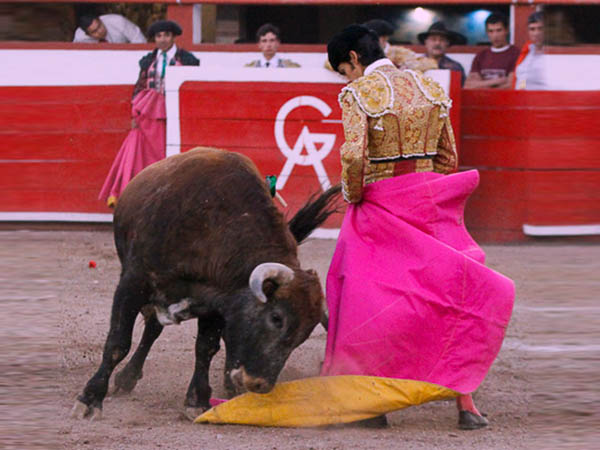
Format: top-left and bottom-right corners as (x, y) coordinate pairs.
(458, 411), (489, 430)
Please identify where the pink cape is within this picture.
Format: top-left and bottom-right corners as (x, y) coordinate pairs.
(98, 89), (166, 203)
(321, 170), (515, 394)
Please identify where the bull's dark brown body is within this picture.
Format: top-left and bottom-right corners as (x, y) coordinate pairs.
(73, 147), (339, 420)
(115, 147), (299, 294)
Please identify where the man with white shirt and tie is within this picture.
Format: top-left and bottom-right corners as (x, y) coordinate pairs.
(245, 23), (300, 68)
(132, 20), (199, 98)
(99, 20), (199, 208)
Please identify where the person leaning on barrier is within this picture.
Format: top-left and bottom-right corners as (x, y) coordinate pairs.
(514, 12), (546, 90)
(73, 14), (146, 43)
(418, 22), (467, 86)
(464, 12), (520, 89)
(245, 23), (300, 68)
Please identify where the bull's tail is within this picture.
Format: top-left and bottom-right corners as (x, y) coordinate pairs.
(287, 184), (342, 244)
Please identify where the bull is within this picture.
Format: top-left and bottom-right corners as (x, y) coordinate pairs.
(72, 147), (340, 420)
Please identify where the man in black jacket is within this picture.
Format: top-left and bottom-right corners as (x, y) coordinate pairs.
(133, 20), (199, 98)
(100, 20), (199, 208)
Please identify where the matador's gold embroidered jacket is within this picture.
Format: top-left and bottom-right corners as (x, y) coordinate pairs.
(338, 59), (458, 203)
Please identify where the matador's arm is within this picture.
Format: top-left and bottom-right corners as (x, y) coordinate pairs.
(339, 90), (368, 203)
(433, 116), (458, 174)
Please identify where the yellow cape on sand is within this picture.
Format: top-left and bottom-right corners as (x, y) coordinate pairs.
(195, 375), (459, 427)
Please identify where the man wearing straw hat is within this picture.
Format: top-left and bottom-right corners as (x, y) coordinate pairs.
(418, 21), (467, 85)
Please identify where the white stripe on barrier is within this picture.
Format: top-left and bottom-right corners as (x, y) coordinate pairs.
(309, 228), (340, 239)
(0, 212), (113, 222)
(523, 224), (600, 236)
(0, 212), (340, 239)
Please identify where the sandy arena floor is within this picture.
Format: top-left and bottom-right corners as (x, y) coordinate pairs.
(1, 229), (597, 449)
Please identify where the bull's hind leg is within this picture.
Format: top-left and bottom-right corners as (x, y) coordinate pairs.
(72, 274), (148, 420)
(183, 315), (224, 421)
(113, 311), (163, 395)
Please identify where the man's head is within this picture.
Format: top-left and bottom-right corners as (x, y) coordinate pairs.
(418, 22), (466, 60)
(363, 19), (395, 50)
(327, 24), (385, 81)
(485, 13), (510, 48)
(148, 20), (182, 52)
(527, 12), (544, 48)
(425, 34), (449, 59)
(256, 23), (281, 60)
(79, 15), (107, 41)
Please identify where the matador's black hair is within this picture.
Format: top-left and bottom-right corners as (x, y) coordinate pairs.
(327, 24), (385, 73)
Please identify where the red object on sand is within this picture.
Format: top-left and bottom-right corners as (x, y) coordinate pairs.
(88, 260), (97, 268)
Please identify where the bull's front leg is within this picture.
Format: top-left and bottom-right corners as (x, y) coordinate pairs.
(224, 353), (242, 399)
(183, 315), (224, 421)
(72, 274), (148, 420)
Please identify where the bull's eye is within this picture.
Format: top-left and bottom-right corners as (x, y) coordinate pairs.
(270, 312), (284, 329)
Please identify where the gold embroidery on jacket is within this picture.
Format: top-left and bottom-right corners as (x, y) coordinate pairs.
(338, 63), (457, 203)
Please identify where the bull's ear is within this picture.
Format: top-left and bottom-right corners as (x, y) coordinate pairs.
(262, 279), (278, 299)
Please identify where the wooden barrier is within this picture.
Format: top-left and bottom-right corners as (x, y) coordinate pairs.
(0, 85), (131, 215)
(5, 72), (598, 242)
(461, 89), (600, 241)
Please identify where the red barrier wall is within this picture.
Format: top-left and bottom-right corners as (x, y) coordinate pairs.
(461, 89), (600, 241)
(4, 77), (597, 242)
(0, 86), (131, 213)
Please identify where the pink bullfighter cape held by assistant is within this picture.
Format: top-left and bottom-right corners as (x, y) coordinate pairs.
(98, 89), (165, 207)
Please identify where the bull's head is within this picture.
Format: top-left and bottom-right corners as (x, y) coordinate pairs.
(223, 262), (325, 395)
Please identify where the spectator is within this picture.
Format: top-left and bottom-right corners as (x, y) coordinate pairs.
(73, 13), (146, 43)
(99, 20), (199, 208)
(418, 22), (467, 86)
(363, 19), (437, 72)
(465, 13), (520, 89)
(245, 23), (300, 68)
(514, 12), (546, 90)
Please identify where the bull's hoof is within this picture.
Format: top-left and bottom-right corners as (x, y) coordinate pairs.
(112, 370), (142, 396)
(183, 406), (209, 422)
(70, 400), (103, 421)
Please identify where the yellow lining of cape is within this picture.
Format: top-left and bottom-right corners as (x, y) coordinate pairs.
(195, 375), (459, 427)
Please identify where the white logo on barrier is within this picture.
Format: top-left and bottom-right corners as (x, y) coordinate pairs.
(274, 96), (336, 190)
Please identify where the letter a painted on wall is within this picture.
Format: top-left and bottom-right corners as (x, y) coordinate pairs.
(274, 96), (336, 191)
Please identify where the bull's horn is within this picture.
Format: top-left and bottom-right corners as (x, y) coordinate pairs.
(249, 263), (295, 303)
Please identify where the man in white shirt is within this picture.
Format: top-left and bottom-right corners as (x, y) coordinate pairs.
(73, 14), (146, 43)
(514, 12), (546, 90)
(245, 23), (300, 68)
